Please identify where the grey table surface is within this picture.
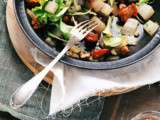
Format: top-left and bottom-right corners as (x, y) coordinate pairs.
(0, 1), (105, 120)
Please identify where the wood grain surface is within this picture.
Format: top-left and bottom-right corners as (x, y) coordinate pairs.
(6, 0), (53, 84)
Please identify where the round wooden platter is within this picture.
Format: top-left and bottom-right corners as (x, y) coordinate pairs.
(6, 0), (138, 96)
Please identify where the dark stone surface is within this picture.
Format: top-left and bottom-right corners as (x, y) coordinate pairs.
(0, 112), (19, 120)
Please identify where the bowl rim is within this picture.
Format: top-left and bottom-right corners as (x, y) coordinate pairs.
(13, 0), (160, 70)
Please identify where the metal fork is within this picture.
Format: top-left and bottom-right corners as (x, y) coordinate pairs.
(10, 20), (98, 109)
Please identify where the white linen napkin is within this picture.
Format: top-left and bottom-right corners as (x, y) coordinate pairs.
(31, 46), (160, 115)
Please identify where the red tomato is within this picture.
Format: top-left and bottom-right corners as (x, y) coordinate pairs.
(130, 3), (138, 17)
(91, 49), (110, 59)
(119, 3), (138, 22)
(85, 32), (99, 43)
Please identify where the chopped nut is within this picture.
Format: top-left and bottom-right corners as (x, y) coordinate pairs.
(67, 51), (79, 59)
(80, 51), (90, 59)
(121, 18), (139, 36)
(69, 46), (81, 54)
(66, 51), (72, 56)
(71, 53), (80, 58)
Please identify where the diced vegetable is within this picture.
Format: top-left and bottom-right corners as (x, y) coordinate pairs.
(89, 0), (104, 12)
(91, 16), (106, 33)
(89, 0), (112, 16)
(144, 20), (159, 36)
(138, 4), (155, 21)
(121, 18), (139, 36)
(101, 3), (112, 16)
(91, 49), (110, 59)
(45, 1), (58, 14)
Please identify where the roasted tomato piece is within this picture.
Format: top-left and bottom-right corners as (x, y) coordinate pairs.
(119, 3), (138, 22)
(91, 49), (110, 59)
(26, 0), (39, 8)
(26, 0), (39, 4)
(85, 32), (99, 43)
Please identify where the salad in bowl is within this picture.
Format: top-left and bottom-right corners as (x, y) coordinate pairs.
(25, 0), (159, 62)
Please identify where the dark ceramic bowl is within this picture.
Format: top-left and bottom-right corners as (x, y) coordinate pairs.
(13, 0), (160, 70)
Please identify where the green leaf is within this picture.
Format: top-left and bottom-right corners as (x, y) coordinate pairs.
(104, 36), (123, 47)
(56, 0), (73, 17)
(39, 0), (49, 7)
(55, 0), (65, 13)
(32, 0), (73, 25)
(138, 0), (155, 4)
(32, 6), (60, 24)
(60, 19), (74, 40)
(32, 7), (48, 23)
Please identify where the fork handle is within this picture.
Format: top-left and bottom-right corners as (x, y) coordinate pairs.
(10, 45), (70, 109)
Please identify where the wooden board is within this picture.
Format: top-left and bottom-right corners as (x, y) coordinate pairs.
(6, 0), (53, 84)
